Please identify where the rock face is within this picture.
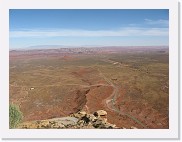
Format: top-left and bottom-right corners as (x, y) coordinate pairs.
(93, 110), (107, 117)
(71, 110), (116, 129)
(18, 110), (119, 129)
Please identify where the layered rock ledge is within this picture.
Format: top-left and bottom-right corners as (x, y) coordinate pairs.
(18, 110), (118, 129)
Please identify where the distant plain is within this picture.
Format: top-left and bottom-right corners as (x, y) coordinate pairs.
(9, 46), (169, 129)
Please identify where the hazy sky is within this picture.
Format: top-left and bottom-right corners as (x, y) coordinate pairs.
(9, 9), (169, 49)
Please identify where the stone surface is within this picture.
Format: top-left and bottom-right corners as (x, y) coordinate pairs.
(94, 110), (107, 117)
(18, 110), (119, 129)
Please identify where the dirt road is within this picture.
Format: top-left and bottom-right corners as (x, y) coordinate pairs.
(97, 68), (147, 128)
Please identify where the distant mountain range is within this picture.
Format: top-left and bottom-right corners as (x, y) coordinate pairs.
(9, 45), (169, 51)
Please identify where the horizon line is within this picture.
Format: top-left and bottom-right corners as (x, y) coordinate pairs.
(9, 45), (169, 51)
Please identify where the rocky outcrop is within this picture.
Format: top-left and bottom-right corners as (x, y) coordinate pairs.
(70, 110), (116, 129)
(18, 110), (119, 129)
(93, 110), (107, 117)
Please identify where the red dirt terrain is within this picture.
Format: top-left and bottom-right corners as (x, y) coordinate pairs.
(9, 47), (169, 129)
(11, 86), (90, 121)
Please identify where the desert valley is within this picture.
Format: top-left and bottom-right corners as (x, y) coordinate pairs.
(9, 46), (169, 129)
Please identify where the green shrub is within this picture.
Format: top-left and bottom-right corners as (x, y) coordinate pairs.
(9, 104), (23, 128)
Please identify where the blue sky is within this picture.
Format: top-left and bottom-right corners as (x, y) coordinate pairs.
(9, 9), (169, 49)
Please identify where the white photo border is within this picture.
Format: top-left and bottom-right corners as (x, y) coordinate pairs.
(0, 0), (179, 139)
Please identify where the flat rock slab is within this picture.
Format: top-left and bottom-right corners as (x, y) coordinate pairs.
(48, 117), (79, 125)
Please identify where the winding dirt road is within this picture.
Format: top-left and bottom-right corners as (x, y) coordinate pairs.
(97, 68), (147, 128)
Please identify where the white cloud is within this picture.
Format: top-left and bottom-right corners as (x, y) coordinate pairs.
(144, 19), (169, 26)
(10, 27), (168, 38)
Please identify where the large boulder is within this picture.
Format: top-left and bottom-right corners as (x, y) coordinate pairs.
(73, 111), (87, 118)
(94, 110), (107, 117)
